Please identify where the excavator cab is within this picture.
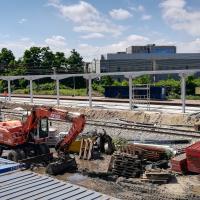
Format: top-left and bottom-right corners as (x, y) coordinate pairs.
(22, 113), (49, 139)
(36, 118), (49, 139)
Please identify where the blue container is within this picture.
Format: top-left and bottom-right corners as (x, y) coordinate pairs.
(150, 86), (166, 100)
(104, 86), (166, 100)
(0, 157), (22, 174)
(104, 86), (129, 98)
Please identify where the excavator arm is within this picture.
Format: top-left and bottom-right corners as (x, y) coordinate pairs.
(54, 112), (85, 152)
(22, 106), (86, 152)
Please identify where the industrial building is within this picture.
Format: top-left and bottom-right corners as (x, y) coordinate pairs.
(94, 44), (200, 80)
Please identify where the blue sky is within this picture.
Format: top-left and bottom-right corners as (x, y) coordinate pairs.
(0, 0), (200, 60)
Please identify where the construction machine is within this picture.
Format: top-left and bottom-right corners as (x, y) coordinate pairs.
(0, 106), (85, 174)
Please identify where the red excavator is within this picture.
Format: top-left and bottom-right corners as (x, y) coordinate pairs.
(0, 106), (85, 174)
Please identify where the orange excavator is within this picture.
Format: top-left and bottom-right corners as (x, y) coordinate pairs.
(0, 106), (85, 174)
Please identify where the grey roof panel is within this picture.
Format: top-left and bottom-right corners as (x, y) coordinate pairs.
(12, 182), (65, 200)
(74, 191), (102, 200)
(0, 176), (54, 193)
(39, 187), (80, 200)
(0, 179), (56, 199)
(0, 171), (117, 200)
(49, 188), (87, 200)
(0, 173), (37, 186)
(0, 171), (33, 182)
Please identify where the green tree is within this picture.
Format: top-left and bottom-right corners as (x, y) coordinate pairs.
(186, 75), (196, 95)
(100, 76), (113, 86)
(54, 52), (67, 69)
(121, 80), (128, 86)
(67, 49), (83, 73)
(155, 79), (180, 98)
(40, 47), (55, 68)
(133, 75), (152, 84)
(0, 48), (15, 73)
(23, 47), (42, 69)
(22, 46), (65, 74)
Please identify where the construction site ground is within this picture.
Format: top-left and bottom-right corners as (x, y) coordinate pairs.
(2, 101), (200, 126)
(31, 154), (200, 200)
(1, 102), (200, 199)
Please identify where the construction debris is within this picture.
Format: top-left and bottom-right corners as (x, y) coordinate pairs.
(109, 152), (143, 178)
(171, 153), (188, 174)
(119, 143), (170, 161)
(142, 169), (172, 184)
(132, 139), (191, 145)
(79, 138), (100, 160)
(186, 141), (200, 173)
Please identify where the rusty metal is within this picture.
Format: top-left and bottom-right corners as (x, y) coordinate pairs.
(186, 141), (200, 173)
(119, 144), (164, 161)
(171, 153), (188, 174)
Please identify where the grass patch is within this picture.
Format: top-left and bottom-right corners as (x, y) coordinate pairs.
(13, 88), (87, 96)
(186, 95), (200, 100)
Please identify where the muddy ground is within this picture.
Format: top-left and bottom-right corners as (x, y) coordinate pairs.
(31, 154), (200, 200)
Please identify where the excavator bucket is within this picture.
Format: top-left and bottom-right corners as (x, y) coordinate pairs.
(46, 157), (77, 175)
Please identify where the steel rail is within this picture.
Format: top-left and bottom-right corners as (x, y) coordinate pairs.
(86, 120), (200, 139)
(1, 110), (200, 138)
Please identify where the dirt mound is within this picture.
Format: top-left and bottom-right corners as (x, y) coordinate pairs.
(2, 101), (199, 126)
(61, 107), (197, 126)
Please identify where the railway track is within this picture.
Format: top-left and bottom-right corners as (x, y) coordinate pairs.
(86, 119), (200, 139)
(1, 110), (200, 139)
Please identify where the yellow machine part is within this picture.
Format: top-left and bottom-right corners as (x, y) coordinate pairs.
(67, 136), (97, 153)
(68, 140), (82, 153)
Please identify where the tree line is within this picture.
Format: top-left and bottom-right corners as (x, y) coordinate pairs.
(0, 47), (84, 75)
(0, 47), (85, 90)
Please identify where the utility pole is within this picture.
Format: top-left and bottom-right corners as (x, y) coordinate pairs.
(52, 67), (56, 75)
(73, 76), (76, 97)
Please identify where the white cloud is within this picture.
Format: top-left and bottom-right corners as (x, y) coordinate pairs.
(109, 8), (132, 20)
(141, 14), (152, 20)
(81, 33), (104, 39)
(20, 37), (31, 42)
(45, 35), (66, 47)
(0, 38), (35, 58)
(54, 1), (99, 23)
(0, 35), (70, 58)
(126, 34), (149, 43)
(160, 0), (200, 36)
(44, 35), (70, 54)
(49, 0), (123, 36)
(48, 0), (60, 5)
(18, 18), (27, 24)
(73, 21), (123, 36)
(138, 5), (145, 12)
(78, 34), (150, 61)
(130, 4), (145, 12)
(178, 38), (200, 53)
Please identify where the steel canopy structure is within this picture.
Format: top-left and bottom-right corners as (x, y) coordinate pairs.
(0, 69), (200, 113)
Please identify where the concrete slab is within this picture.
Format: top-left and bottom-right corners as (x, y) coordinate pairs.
(1, 96), (200, 114)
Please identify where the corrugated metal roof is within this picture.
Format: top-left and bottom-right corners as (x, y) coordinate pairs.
(0, 171), (117, 200)
(0, 158), (22, 174)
